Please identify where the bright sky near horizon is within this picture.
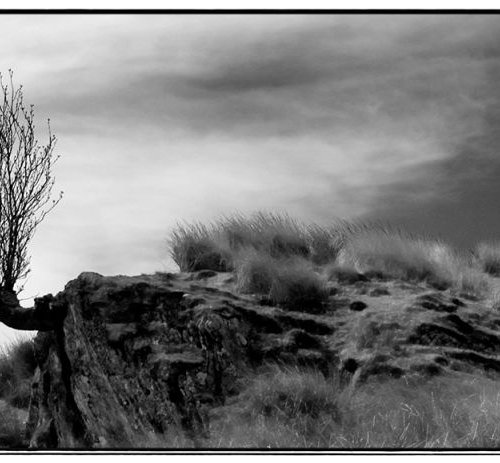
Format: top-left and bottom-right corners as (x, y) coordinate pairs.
(0, 13), (499, 343)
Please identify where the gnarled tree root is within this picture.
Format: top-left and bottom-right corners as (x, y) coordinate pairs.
(0, 289), (58, 331)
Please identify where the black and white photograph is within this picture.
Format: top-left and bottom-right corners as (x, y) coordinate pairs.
(1, 8), (500, 452)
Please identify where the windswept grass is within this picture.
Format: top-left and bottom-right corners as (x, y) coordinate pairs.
(170, 212), (337, 310)
(475, 242), (500, 276)
(206, 365), (500, 448)
(336, 229), (490, 296)
(169, 213), (308, 272)
(268, 260), (329, 312)
(169, 212), (491, 297)
(169, 212), (366, 272)
(235, 249), (279, 295)
(221, 213), (310, 258)
(235, 250), (329, 312)
(169, 222), (230, 272)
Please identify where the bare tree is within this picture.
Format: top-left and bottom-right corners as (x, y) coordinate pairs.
(0, 70), (62, 331)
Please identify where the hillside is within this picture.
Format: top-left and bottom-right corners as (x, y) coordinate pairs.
(5, 268), (499, 448)
(2, 214), (500, 448)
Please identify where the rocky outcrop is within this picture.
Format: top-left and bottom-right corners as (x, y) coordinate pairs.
(25, 272), (337, 448)
(23, 270), (500, 448)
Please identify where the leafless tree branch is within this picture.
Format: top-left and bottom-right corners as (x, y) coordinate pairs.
(0, 70), (62, 330)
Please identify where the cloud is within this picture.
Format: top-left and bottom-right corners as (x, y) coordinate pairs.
(31, 15), (496, 155)
(361, 72), (500, 248)
(0, 14), (499, 317)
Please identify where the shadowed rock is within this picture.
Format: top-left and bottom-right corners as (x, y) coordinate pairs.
(350, 301), (368, 312)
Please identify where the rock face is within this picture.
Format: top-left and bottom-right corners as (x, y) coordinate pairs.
(24, 271), (500, 448)
(25, 272), (336, 448)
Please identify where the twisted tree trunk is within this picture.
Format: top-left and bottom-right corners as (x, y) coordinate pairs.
(0, 289), (56, 331)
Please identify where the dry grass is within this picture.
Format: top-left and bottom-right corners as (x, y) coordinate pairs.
(0, 335), (36, 409)
(220, 212), (310, 258)
(235, 250), (328, 312)
(342, 374), (500, 448)
(353, 315), (399, 351)
(169, 213), (309, 272)
(337, 229), (490, 296)
(268, 260), (329, 312)
(207, 365), (343, 448)
(237, 365), (340, 420)
(235, 249), (279, 295)
(169, 222), (230, 272)
(169, 212), (365, 272)
(475, 242), (500, 276)
(204, 365), (500, 448)
(0, 335), (35, 449)
(169, 213), (491, 297)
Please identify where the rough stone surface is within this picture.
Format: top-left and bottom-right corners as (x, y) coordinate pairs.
(25, 272), (337, 448)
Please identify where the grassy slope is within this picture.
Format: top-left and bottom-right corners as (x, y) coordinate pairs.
(206, 365), (500, 448)
(166, 212), (500, 448)
(173, 267), (499, 449)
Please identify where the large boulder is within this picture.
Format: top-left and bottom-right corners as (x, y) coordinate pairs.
(25, 272), (334, 448)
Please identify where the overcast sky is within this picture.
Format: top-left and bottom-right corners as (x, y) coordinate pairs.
(0, 14), (499, 342)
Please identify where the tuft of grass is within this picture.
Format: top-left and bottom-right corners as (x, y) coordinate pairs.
(235, 250), (328, 312)
(169, 212), (362, 272)
(269, 259), (329, 312)
(207, 365), (343, 448)
(168, 222), (229, 272)
(303, 221), (357, 265)
(338, 230), (445, 281)
(241, 364), (339, 419)
(216, 212), (310, 259)
(338, 229), (489, 296)
(475, 242), (500, 276)
(324, 262), (366, 284)
(169, 213), (312, 272)
(235, 249), (279, 295)
(0, 336), (37, 409)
